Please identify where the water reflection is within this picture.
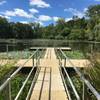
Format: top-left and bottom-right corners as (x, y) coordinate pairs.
(0, 40), (99, 52)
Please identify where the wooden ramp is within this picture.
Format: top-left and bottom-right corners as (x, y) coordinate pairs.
(30, 48), (67, 100)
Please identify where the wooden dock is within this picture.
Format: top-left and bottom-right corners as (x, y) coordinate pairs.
(30, 48), (68, 100)
(0, 48), (99, 100)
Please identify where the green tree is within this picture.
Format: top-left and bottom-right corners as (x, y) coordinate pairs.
(86, 4), (100, 41)
(0, 17), (11, 38)
(30, 22), (43, 38)
(13, 23), (33, 39)
(94, 23), (100, 41)
(68, 29), (86, 40)
(61, 27), (70, 38)
(43, 24), (56, 39)
(86, 4), (100, 20)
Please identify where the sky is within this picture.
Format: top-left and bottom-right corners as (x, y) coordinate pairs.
(0, 0), (100, 26)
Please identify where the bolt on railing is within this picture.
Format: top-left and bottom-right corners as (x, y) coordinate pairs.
(59, 49), (100, 100)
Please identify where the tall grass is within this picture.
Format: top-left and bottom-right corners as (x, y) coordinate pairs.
(0, 60), (17, 84)
(84, 52), (100, 92)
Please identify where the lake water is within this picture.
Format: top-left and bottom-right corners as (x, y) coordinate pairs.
(0, 39), (100, 53)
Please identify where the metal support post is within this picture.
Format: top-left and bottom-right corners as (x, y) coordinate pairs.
(9, 80), (11, 100)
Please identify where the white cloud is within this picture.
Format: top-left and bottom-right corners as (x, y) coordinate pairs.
(0, 0), (6, 5)
(20, 21), (29, 24)
(29, 8), (39, 14)
(38, 15), (52, 21)
(53, 17), (60, 21)
(1, 8), (34, 18)
(0, 14), (11, 19)
(38, 15), (60, 22)
(64, 8), (84, 18)
(30, 0), (51, 8)
(2, 10), (16, 16)
(14, 8), (33, 18)
(65, 17), (72, 22)
(34, 16), (61, 25)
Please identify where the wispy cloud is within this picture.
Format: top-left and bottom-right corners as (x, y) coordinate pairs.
(38, 15), (52, 21)
(29, 8), (39, 14)
(30, 0), (51, 8)
(35, 15), (60, 26)
(0, 8), (34, 18)
(38, 15), (60, 22)
(1, 10), (16, 16)
(0, 0), (6, 5)
(20, 21), (29, 24)
(64, 8), (85, 18)
(13, 8), (33, 18)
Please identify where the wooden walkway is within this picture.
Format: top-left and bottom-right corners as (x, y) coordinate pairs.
(15, 59), (90, 68)
(30, 48), (67, 100)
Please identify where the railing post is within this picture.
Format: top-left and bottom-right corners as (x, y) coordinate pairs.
(8, 80), (11, 100)
(82, 81), (85, 100)
(60, 51), (62, 67)
(64, 58), (66, 67)
(58, 57), (60, 66)
(32, 55), (34, 66)
(82, 69), (85, 100)
(6, 44), (9, 56)
(36, 50), (38, 66)
(61, 51), (62, 61)
(38, 55), (40, 65)
(38, 50), (40, 65)
(36, 50), (38, 59)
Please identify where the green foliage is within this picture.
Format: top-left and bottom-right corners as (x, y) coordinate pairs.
(71, 75), (83, 97)
(0, 73), (33, 100)
(86, 4), (100, 19)
(55, 35), (64, 39)
(85, 53), (100, 92)
(43, 24), (56, 39)
(94, 23), (100, 41)
(61, 27), (70, 38)
(0, 61), (16, 80)
(64, 50), (85, 59)
(11, 74), (32, 100)
(0, 51), (32, 59)
(68, 29), (86, 40)
(0, 17), (11, 38)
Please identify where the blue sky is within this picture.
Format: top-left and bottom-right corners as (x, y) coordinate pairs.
(0, 0), (100, 26)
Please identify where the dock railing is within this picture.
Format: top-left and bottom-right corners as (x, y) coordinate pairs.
(55, 49), (80, 100)
(0, 48), (44, 100)
(56, 48), (100, 100)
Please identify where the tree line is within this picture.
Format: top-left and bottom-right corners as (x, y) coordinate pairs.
(0, 4), (100, 41)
